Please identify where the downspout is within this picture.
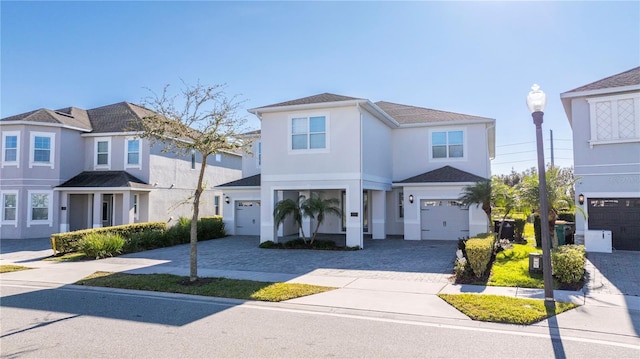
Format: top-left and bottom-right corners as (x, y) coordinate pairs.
(359, 103), (364, 249)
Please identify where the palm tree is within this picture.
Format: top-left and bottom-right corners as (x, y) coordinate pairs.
(303, 193), (342, 244)
(273, 195), (308, 242)
(459, 180), (492, 224)
(517, 166), (579, 247)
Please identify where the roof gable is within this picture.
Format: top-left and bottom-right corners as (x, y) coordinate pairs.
(217, 174), (261, 187)
(87, 102), (146, 133)
(258, 93), (364, 109)
(396, 166), (486, 184)
(375, 101), (493, 124)
(57, 171), (152, 188)
(563, 66), (640, 94)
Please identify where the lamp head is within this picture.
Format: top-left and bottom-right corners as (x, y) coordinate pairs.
(526, 84), (547, 113)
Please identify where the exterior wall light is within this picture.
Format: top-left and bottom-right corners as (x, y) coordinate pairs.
(225, 196), (230, 204)
(578, 193), (585, 205)
(409, 194), (414, 204)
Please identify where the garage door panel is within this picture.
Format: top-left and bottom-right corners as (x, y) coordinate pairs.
(588, 198), (640, 251)
(235, 201), (261, 236)
(420, 199), (469, 240)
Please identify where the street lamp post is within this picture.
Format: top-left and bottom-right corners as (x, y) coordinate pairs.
(526, 84), (555, 305)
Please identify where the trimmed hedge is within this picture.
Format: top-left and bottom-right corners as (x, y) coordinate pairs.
(465, 233), (496, 278)
(552, 244), (585, 285)
(79, 233), (125, 259)
(51, 222), (167, 254)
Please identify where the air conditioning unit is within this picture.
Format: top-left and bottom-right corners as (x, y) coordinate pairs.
(585, 230), (612, 253)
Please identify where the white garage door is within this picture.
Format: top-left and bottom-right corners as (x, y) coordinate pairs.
(235, 201), (261, 235)
(420, 200), (469, 240)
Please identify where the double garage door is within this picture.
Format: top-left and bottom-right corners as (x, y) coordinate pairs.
(420, 199), (469, 240)
(588, 198), (640, 251)
(235, 201), (261, 235)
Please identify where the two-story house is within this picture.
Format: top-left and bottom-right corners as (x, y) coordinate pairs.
(0, 102), (242, 240)
(561, 67), (640, 251)
(218, 93), (495, 248)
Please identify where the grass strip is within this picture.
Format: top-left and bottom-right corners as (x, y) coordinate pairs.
(75, 271), (335, 302)
(438, 293), (578, 325)
(0, 264), (33, 273)
(488, 244), (546, 288)
(44, 252), (88, 262)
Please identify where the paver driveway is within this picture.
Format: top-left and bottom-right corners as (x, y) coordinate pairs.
(119, 236), (459, 283)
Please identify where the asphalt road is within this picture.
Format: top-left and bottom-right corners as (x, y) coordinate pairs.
(1, 282), (638, 359)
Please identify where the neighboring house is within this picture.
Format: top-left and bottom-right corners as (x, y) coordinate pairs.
(0, 102), (242, 240)
(218, 93), (495, 248)
(561, 67), (640, 251)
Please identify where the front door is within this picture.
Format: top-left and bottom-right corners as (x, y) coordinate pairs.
(102, 195), (113, 227)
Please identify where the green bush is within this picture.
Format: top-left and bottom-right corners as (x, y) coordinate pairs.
(197, 216), (226, 240)
(557, 211), (575, 222)
(465, 233), (496, 278)
(259, 240), (282, 249)
(51, 222), (167, 254)
(552, 245), (585, 285)
(533, 214), (542, 248)
(79, 233), (125, 259)
(124, 229), (170, 253)
(513, 218), (526, 240)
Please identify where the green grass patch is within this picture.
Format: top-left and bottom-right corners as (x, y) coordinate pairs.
(438, 293), (578, 325)
(0, 264), (33, 273)
(44, 252), (88, 262)
(75, 272), (335, 302)
(488, 244), (545, 288)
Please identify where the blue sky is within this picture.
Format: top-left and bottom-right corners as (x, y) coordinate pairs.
(2, 1), (638, 175)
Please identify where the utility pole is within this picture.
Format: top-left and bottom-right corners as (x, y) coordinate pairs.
(550, 129), (554, 168)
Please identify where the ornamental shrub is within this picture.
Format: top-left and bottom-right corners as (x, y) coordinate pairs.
(465, 233), (496, 278)
(79, 233), (125, 259)
(552, 244), (585, 285)
(51, 222), (167, 254)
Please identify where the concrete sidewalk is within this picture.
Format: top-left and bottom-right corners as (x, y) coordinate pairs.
(1, 238), (639, 342)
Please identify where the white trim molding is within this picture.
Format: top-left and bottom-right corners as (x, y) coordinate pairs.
(125, 136), (142, 169)
(27, 190), (53, 227)
(0, 190), (19, 227)
(1, 130), (20, 168)
(94, 137), (111, 170)
(29, 131), (56, 169)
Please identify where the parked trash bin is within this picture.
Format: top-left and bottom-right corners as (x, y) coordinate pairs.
(529, 252), (543, 274)
(494, 219), (515, 240)
(564, 222), (575, 245)
(555, 221), (567, 246)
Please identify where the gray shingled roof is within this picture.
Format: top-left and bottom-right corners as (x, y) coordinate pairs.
(563, 67), (640, 94)
(217, 174), (261, 187)
(376, 101), (493, 124)
(1, 108), (93, 130)
(57, 171), (152, 189)
(259, 93), (364, 109)
(396, 166), (486, 184)
(87, 102), (149, 133)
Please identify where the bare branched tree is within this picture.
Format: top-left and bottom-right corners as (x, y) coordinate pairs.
(140, 81), (249, 281)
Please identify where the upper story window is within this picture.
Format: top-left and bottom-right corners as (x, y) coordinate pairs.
(29, 132), (55, 169)
(95, 137), (111, 169)
(291, 115), (327, 151)
(431, 130), (464, 159)
(215, 153), (222, 162)
(1, 131), (20, 168)
(28, 190), (53, 227)
(588, 94), (640, 145)
(1, 191), (18, 226)
(126, 137), (141, 168)
(191, 150), (196, 169)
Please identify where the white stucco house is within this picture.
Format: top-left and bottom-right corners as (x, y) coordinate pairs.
(561, 67), (640, 251)
(218, 93), (495, 248)
(0, 102), (242, 240)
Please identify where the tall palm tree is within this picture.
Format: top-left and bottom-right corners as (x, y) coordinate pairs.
(459, 180), (492, 223)
(303, 193), (342, 244)
(273, 195), (308, 242)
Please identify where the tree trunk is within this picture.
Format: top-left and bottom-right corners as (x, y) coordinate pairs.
(189, 153), (208, 282)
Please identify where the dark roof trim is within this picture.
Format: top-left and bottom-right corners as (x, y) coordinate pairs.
(56, 171), (153, 189)
(395, 166), (486, 184)
(216, 174), (261, 188)
(562, 66), (640, 95)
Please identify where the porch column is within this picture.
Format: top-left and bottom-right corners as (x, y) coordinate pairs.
(345, 185), (364, 248)
(122, 191), (132, 225)
(259, 187), (275, 243)
(371, 190), (386, 240)
(92, 193), (102, 228)
(59, 192), (70, 233)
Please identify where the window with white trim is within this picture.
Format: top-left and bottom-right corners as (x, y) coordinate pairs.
(431, 130), (464, 159)
(1, 191), (18, 225)
(398, 191), (404, 219)
(588, 94), (640, 145)
(215, 153), (222, 162)
(2, 131), (20, 167)
(28, 190), (53, 226)
(191, 150), (196, 169)
(291, 115), (326, 150)
(214, 195), (220, 216)
(257, 141), (262, 167)
(126, 137), (141, 168)
(95, 138), (111, 169)
(29, 132), (55, 168)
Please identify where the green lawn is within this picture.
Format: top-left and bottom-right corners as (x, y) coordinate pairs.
(75, 271), (335, 302)
(44, 252), (88, 262)
(438, 293), (578, 325)
(488, 243), (545, 288)
(0, 264), (33, 273)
